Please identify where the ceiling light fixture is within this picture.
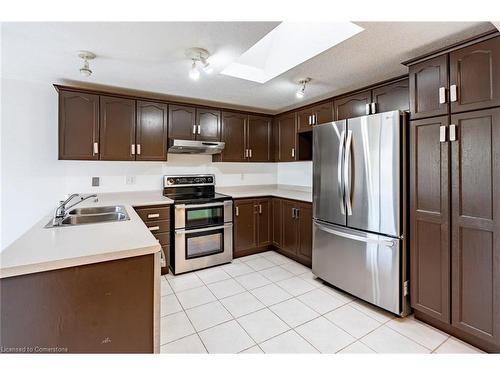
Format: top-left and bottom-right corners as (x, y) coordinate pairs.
(77, 50), (96, 77)
(186, 48), (212, 80)
(296, 78), (311, 99)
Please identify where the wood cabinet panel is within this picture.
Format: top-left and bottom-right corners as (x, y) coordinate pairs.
(281, 200), (299, 257)
(277, 113), (297, 162)
(334, 90), (371, 120)
(297, 107), (315, 132)
(410, 116), (450, 323)
(297, 202), (312, 265)
(272, 198), (282, 247)
(372, 79), (410, 113)
(99, 96), (136, 161)
(409, 55), (449, 119)
(450, 108), (500, 347)
(248, 115), (271, 162)
(256, 198), (271, 247)
(313, 101), (334, 125)
(168, 105), (196, 140)
(450, 36), (500, 113)
(58, 90), (100, 160)
(233, 199), (257, 256)
(196, 108), (221, 142)
(136, 101), (168, 161)
(220, 111), (247, 162)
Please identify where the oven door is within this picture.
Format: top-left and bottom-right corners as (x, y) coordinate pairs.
(175, 201), (233, 229)
(174, 223), (233, 274)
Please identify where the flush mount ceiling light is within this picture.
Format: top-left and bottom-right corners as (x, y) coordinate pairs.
(77, 50), (96, 77)
(296, 78), (311, 99)
(221, 22), (364, 83)
(186, 48), (212, 80)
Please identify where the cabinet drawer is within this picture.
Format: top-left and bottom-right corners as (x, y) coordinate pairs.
(145, 219), (169, 234)
(154, 232), (170, 246)
(135, 206), (170, 222)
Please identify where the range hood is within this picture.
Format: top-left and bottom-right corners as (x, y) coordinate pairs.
(168, 139), (225, 154)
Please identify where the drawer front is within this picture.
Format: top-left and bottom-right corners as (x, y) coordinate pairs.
(145, 219), (169, 234)
(154, 232), (170, 246)
(135, 206), (170, 222)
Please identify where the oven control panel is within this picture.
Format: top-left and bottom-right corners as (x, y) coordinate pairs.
(164, 175), (215, 187)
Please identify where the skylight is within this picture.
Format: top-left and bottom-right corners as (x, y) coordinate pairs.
(221, 22), (364, 83)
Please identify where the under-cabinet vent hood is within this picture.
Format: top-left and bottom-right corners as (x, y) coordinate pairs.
(167, 139), (225, 154)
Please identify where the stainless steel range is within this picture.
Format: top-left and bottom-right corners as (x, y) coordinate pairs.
(163, 174), (233, 275)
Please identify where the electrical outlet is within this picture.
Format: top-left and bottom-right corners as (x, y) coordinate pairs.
(126, 176), (136, 185)
(92, 177), (100, 187)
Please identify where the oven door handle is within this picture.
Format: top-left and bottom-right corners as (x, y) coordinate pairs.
(175, 223), (233, 234)
(176, 201), (230, 209)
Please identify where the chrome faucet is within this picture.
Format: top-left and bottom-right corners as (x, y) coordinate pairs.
(52, 194), (98, 226)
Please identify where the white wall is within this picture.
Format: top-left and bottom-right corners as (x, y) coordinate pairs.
(277, 161), (312, 187)
(0, 78), (279, 249)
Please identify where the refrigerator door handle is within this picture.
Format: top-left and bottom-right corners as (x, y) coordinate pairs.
(314, 221), (395, 247)
(344, 130), (353, 216)
(337, 130), (346, 215)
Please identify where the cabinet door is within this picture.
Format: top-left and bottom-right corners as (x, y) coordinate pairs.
(277, 113), (297, 162)
(168, 105), (196, 140)
(220, 112), (247, 162)
(297, 107), (315, 131)
(450, 108), (500, 347)
(334, 90), (371, 120)
(296, 203), (312, 265)
(281, 200), (298, 257)
(450, 37), (500, 113)
(410, 116), (450, 323)
(247, 115), (271, 162)
(233, 199), (257, 256)
(313, 101), (334, 125)
(100, 96), (136, 161)
(409, 55), (449, 120)
(58, 90), (99, 160)
(136, 101), (168, 161)
(256, 198), (271, 247)
(196, 108), (221, 142)
(272, 198), (282, 247)
(372, 79), (409, 113)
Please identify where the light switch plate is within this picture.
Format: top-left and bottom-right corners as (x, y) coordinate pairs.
(126, 176), (136, 185)
(92, 177), (100, 187)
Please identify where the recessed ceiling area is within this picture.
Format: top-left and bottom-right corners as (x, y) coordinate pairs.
(1, 21), (495, 113)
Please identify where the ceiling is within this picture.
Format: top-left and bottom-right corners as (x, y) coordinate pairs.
(1, 21), (496, 113)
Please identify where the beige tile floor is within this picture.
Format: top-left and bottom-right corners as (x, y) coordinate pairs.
(159, 251), (485, 354)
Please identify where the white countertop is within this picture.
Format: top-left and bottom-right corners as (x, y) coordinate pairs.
(216, 184), (312, 203)
(0, 191), (173, 279)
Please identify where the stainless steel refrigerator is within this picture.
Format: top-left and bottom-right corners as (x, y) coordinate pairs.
(312, 110), (409, 316)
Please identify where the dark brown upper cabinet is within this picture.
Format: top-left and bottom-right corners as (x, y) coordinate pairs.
(58, 90), (99, 160)
(410, 116), (451, 324)
(450, 107), (500, 347)
(196, 108), (221, 142)
(276, 113), (297, 162)
(297, 101), (334, 131)
(409, 55), (449, 120)
(372, 79), (409, 113)
(334, 90), (372, 120)
(168, 105), (197, 140)
(136, 101), (168, 161)
(219, 111), (247, 162)
(100, 96), (136, 161)
(450, 36), (500, 113)
(247, 115), (272, 162)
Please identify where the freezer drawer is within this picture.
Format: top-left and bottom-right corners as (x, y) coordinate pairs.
(312, 220), (406, 315)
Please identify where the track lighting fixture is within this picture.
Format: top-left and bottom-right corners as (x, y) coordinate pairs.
(186, 48), (212, 80)
(77, 51), (96, 77)
(296, 78), (311, 99)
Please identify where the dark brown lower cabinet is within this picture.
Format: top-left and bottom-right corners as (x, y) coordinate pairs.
(0, 254), (156, 353)
(410, 107), (500, 352)
(272, 198), (282, 248)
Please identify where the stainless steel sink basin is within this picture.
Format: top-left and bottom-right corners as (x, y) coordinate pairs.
(68, 205), (127, 216)
(45, 205), (130, 228)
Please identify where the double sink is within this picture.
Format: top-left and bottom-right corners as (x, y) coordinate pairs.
(45, 205), (130, 228)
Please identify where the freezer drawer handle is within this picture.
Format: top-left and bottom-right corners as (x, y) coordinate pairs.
(315, 222), (395, 247)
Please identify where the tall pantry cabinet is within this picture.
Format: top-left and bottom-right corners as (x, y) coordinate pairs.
(407, 33), (500, 353)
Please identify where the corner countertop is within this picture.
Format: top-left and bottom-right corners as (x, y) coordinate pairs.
(0, 191), (173, 279)
(216, 184), (312, 203)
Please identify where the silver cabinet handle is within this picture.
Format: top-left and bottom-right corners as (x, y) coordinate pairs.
(160, 247), (166, 267)
(131, 144), (136, 155)
(338, 130), (346, 215)
(197, 125), (201, 135)
(308, 115), (311, 125)
(148, 226), (160, 231)
(292, 208), (296, 219)
(245, 149), (249, 158)
(295, 208), (300, 219)
(291, 147), (295, 158)
(450, 84), (457, 102)
(370, 103), (377, 114)
(439, 87), (447, 104)
(176, 223), (232, 234)
(249, 149), (252, 158)
(235, 206), (239, 216)
(439, 125), (447, 142)
(147, 213), (160, 219)
(365, 103), (371, 115)
(315, 222), (395, 247)
(93, 142), (99, 155)
(344, 130), (353, 216)
(192, 125), (196, 135)
(136, 144), (141, 155)
(258, 204), (262, 214)
(449, 124), (457, 142)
